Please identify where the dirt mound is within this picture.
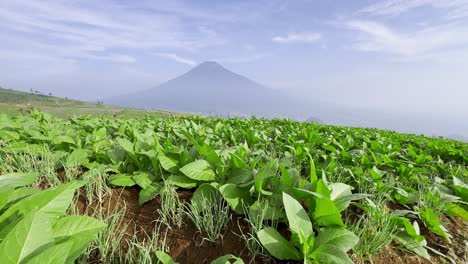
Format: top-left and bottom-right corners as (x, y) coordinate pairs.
(75, 187), (467, 264)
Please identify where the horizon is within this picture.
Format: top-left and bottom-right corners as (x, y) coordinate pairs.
(1, 0), (468, 119)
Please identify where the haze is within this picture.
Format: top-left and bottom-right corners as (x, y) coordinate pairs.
(1, 0), (467, 135)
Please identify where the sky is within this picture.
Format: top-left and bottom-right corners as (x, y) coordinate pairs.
(0, 0), (467, 117)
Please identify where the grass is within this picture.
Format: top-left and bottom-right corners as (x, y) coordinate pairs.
(347, 195), (398, 260)
(157, 183), (184, 229)
(237, 199), (279, 263)
(0, 87), (182, 119)
(184, 192), (230, 243)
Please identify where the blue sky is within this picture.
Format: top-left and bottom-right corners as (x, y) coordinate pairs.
(0, 0), (467, 117)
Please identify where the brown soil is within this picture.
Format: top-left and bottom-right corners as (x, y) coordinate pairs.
(75, 186), (298, 264)
(74, 186), (468, 264)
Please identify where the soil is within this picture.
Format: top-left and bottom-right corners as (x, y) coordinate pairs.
(74, 186), (468, 264)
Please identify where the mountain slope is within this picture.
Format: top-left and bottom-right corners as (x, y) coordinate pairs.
(107, 61), (301, 117)
(106, 62), (468, 139)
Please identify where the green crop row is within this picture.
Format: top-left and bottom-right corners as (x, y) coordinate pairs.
(0, 110), (467, 263)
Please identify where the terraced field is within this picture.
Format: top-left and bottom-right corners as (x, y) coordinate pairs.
(0, 110), (467, 263)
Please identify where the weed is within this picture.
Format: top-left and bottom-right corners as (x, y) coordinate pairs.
(184, 192), (230, 243)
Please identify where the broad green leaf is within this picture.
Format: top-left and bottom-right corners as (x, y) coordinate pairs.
(453, 176), (468, 202)
(23, 240), (73, 264)
(418, 207), (451, 242)
(108, 174), (136, 187)
(139, 182), (163, 205)
(211, 254), (245, 264)
(5, 187), (40, 207)
(257, 227), (300, 260)
(51, 215), (106, 263)
(445, 203), (468, 222)
(155, 251), (178, 264)
(313, 227), (358, 252)
(65, 149), (89, 167)
(165, 175), (199, 189)
(310, 196), (344, 227)
(394, 232), (430, 260)
(333, 193), (370, 212)
(132, 172), (155, 189)
(329, 183), (352, 201)
(282, 192), (313, 243)
(219, 184), (253, 214)
(0, 173), (39, 189)
(158, 154), (179, 173)
(0, 208), (54, 263)
(180, 160), (216, 181)
(52, 136), (75, 146)
(0, 181), (81, 225)
(313, 244), (354, 264)
(230, 153), (250, 170)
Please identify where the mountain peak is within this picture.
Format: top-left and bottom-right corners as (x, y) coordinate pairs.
(195, 61), (225, 70)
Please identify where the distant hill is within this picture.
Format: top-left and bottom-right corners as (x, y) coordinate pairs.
(447, 134), (468, 143)
(0, 87), (178, 119)
(107, 61), (302, 118)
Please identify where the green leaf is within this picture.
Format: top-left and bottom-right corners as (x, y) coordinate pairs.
(51, 215), (106, 263)
(191, 183), (218, 211)
(165, 175), (199, 189)
(219, 184), (252, 214)
(313, 244), (354, 264)
(308, 154), (317, 185)
(23, 241), (73, 264)
(282, 192), (313, 244)
(257, 227), (300, 260)
(453, 176), (468, 202)
(180, 160), (216, 181)
(445, 203), (468, 222)
(155, 251), (178, 264)
(52, 136), (75, 146)
(0, 208), (54, 264)
(158, 154), (179, 173)
(211, 254), (245, 264)
(132, 172), (155, 189)
(0, 181), (81, 226)
(0, 173), (39, 189)
(418, 207), (451, 242)
(139, 183), (163, 205)
(313, 227), (358, 253)
(394, 232), (430, 260)
(310, 196), (344, 227)
(108, 174), (136, 187)
(65, 149), (89, 167)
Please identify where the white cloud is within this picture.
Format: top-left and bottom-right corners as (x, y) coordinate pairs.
(154, 53), (196, 66)
(272, 32), (322, 44)
(0, 0), (225, 65)
(359, 0), (468, 20)
(345, 20), (468, 58)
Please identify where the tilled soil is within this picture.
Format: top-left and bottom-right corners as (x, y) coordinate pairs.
(75, 186), (468, 264)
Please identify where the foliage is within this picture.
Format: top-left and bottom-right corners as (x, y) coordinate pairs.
(0, 172), (106, 264)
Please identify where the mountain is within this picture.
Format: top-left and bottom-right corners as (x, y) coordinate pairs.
(107, 61), (301, 118)
(107, 62), (468, 139)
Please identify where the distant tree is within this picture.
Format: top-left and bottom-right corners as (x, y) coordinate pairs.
(48, 92), (52, 96)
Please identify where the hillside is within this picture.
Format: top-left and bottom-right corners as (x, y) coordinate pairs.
(0, 87), (180, 118)
(107, 61), (303, 118)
